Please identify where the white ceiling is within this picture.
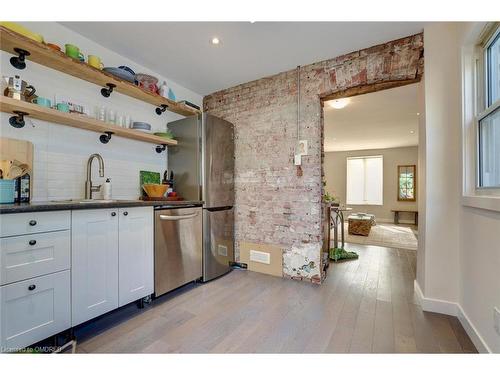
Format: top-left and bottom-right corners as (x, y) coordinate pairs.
(60, 22), (425, 95)
(324, 84), (419, 152)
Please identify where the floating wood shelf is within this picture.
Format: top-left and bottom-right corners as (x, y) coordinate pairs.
(0, 26), (200, 117)
(0, 96), (178, 146)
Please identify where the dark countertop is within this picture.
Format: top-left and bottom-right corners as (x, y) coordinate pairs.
(0, 199), (204, 214)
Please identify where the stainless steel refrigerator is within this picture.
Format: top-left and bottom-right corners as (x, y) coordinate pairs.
(168, 113), (235, 282)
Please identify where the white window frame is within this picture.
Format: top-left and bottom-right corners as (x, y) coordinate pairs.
(475, 25), (500, 191)
(462, 22), (500, 212)
(346, 155), (383, 206)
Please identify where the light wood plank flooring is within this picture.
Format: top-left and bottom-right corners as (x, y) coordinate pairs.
(75, 243), (477, 353)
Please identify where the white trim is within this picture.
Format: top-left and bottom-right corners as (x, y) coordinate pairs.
(413, 280), (458, 316)
(457, 305), (492, 353)
(414, 280), (493, 353)
(462, 194), (500, 212)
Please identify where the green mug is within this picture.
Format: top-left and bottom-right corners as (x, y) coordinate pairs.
(33, 97), (51, 108)
(56, 103), (70, 112)
(65, 44), (84, 61)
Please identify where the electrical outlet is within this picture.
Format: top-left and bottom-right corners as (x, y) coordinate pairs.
(250, 250), (271, 264)
(494, 307), (500, 336)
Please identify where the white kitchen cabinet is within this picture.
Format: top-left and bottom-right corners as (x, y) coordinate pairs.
(71, 209), (119, 326)
(0, 230), (70, 286)
(118, 207), (153, 307)
(0, 270), (71, 351)
(0, 210), (70, 237)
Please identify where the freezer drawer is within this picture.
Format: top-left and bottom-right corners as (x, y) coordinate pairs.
(203, 207), (234, 281)
(154, 207), (202, 297)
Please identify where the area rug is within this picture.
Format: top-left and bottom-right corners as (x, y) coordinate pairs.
(332, 223), (418, 251)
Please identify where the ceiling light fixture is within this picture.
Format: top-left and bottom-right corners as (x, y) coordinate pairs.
(211, 37), (220, 45)
(328, 98), (350, 109)
(416, 112), (420, 116)
(410, 130), (415, 134)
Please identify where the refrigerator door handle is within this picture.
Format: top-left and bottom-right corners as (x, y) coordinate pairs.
(159, 212), (199, 221)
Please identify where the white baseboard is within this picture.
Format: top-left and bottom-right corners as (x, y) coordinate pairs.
(414, 280), (492, 353)
(413, 280), (458, 315)
(457, 305), (492, 353)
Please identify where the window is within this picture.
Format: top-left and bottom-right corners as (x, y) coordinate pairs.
(397, 165), (416, 201)
(477, 26), (500, 188)
(346, 156), (383, 205)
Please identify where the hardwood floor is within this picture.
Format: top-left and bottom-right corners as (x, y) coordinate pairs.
(75, 243), (477, 353)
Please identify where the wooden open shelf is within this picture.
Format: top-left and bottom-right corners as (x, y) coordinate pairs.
(0, 26), (200, 117)
(0, 96), (178, 146)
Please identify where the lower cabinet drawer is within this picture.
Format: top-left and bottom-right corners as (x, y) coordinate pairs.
(0, 230), (70, 285)
(0, 211), (70, 238)
(0, 270), (71, 352)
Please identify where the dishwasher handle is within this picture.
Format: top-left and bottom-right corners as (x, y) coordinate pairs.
(159, 212), (199, 221)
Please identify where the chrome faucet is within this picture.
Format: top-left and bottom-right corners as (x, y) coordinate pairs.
(85, 154), (105, 199)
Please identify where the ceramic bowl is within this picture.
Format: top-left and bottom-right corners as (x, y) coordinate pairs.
(142, 184), (168, 198)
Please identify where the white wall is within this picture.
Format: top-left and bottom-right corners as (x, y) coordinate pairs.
(418, 22), (500, 353)
(418, 23), (461, 304)
(0, 22), (202, 201)
(324, 146), (418, 222)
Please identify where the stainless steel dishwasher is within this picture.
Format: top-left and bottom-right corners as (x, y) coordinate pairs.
(154, 205), (202, 297)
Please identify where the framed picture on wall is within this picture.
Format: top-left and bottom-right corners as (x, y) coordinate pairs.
(397, 165), (416, 201)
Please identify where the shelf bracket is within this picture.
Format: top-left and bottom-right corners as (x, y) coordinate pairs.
(99, 131), (113, 144)
(9, 111), (29, 128)
(9, 48), (31, 70)
(155, 104), (169, 115)
(155, 144), (167, 153)
(100, 83), (116, 98)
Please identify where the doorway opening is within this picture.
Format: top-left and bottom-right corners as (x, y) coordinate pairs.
(321, 83), (420, 264)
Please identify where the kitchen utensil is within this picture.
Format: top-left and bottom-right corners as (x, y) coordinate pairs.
(142, 183), (168, 198)
(103, 67), (135, 83)
(0, 22), (44, 43)
(65, 44), (84, 61)
(88, 55), (104, 70)
(4, 75), (36, 102)
(32, 97), (51, 108)
(135, 73), (158, 93)
(56, 103), (70, 112)
(46, 43), (61, 52)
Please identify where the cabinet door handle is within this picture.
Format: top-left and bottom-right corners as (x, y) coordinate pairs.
(123, 211), (128, 216)
(29, 220), (37, 226)
(28, 284), (36, 291)
(111, 212), (116, 217)
(29, 239), (37, 246)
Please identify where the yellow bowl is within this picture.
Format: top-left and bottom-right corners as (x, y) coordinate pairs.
(1, 22), (44, 43)
(142, 184), (168, 198)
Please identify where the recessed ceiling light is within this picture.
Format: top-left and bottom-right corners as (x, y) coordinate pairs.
(211, 37), (220, 45)
(416, 112), (420, 116)
(410, 130), (415, 134)
(328, 98), (350, 109)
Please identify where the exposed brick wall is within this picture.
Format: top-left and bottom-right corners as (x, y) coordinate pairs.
(204, 34), (424, 283)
